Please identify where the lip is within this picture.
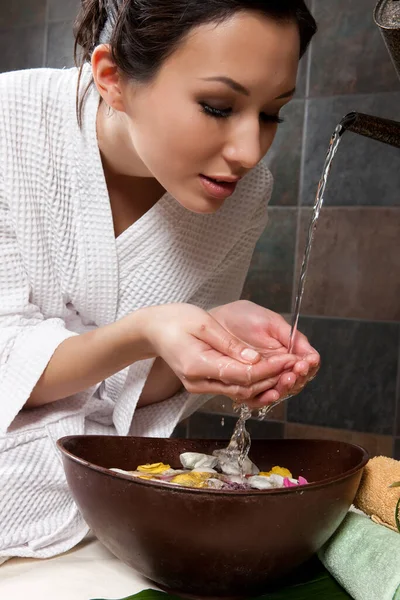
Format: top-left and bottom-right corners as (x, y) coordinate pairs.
(199, 174), (240, 200)
(205, 175), (242, 183)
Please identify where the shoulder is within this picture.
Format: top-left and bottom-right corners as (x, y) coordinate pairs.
(232, 161), (273, 231)
(240, 161), (274, 206)
(0, 68), (78, 129)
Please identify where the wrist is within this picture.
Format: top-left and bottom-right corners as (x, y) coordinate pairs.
(122, 307), (158, 360)
(97, 308), (157, 370)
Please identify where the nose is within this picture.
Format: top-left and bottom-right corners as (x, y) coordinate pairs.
(222, 120), (275, 170)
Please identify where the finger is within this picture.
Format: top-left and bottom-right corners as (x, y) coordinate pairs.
(268, 371), (297, 400)
(291, 331), (318, 358)
(293, 360), (310, 377)
(305, 352), (321, 370)
(244, 388), (280, 409)
(195, 315), (261, 364)
(183, 374), (280, 401)
(216, 353), (298, 386)
(273, 321), (317, 358)
(186, 350), (298, 386)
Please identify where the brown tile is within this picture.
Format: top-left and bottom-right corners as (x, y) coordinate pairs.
(199, 395), (285, 421)
(396, 346), (400, 437)
(285, 422), (394, 458)
(295, 208), (400, 321)
(395, 439), (400, 460)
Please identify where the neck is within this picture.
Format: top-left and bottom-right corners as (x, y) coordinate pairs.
(96, 102), (151, 179)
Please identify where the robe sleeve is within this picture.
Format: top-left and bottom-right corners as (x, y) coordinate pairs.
(0, 184), (77, 433)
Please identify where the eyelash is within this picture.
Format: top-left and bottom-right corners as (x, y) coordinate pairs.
(200, 103), (284, 124)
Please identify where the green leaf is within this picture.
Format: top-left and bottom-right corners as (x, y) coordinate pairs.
(91, 591), (181, 600)
(396, 498), (400, 534)
(389, 481), (400, 488)
(253, 557), (351, 599)
(91, 558), (351, 600)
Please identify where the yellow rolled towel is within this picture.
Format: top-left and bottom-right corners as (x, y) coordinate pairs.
(354, 455), (400, 532)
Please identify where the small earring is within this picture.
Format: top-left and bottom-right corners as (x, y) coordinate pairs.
(106, 104), (112, 117)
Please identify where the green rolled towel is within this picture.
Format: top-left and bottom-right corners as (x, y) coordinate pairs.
(319, 512), (400, 600)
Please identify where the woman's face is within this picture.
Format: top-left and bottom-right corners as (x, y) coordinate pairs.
(118, 11), (300, 213)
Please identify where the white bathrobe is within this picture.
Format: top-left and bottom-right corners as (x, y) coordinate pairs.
(0, 67), (272, 559)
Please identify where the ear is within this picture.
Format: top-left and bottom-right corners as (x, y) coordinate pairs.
(91, 44), (126, 113)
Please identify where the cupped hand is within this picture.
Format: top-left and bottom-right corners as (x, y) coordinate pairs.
(142, 303), (298, 403)
(209, 300), (320, 407)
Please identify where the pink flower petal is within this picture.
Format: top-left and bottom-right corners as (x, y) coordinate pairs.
(298, 476), (308, 486)
(283, 477), (297, 488)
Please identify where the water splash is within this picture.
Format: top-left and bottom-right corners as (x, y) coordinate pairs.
(223, 119), (348, 465)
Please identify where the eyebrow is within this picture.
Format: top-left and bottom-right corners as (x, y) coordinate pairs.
(200, 76), (250, 96)
(200, 76), (296, 100)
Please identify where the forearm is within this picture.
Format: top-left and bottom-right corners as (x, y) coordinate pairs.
(26, 309), (154, 408)
(138, 357), (183, 408)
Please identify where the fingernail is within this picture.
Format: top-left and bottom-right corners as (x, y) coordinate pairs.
(241, 348), (260, 362)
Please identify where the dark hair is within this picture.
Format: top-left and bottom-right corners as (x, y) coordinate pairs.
(74, 0), (317, 125)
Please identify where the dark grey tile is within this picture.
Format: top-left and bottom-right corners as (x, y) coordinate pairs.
(310, 0), (400, 96)
(0, 0), (46, 28)
(394, 439), (400, 460)
(0, 26), (44, 73)
(295, 49), (309, 99)
(287, 317), (399, 435)
(48, 0), (81, 22)
(46, 21), (75, 69)
(187, 412), (284, 440)
(295, 208), (400, 321)
(301, 94), (400, 207)
(241, 208), (297, 313)
(264, 100), (304, 206)
(171, 420), (189, 439)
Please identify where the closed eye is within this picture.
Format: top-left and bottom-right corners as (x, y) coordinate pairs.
(200, 103), (232, 119)
(200, 103), (284, 124)
(260, 113), (284, 124)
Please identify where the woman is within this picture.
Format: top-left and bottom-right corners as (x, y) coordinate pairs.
(0, 0), (318, 560)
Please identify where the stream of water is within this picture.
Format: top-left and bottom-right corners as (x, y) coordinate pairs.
(222, 119), (349, 473)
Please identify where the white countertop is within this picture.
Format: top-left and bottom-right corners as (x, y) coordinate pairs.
(0, 535), (159, 600)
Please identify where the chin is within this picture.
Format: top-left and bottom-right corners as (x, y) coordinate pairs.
(178, 194), (225, 215)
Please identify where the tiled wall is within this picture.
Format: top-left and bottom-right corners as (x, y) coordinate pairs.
(199, 0), (400, 459)
(1, 0), (399, 458)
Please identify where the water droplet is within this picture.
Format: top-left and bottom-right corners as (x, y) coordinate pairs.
(221, 417), (225, 427)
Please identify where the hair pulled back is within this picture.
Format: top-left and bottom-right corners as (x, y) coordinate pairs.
(74, 0), (317, 124)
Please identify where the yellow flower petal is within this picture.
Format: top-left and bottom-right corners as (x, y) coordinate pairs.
(259, 466), (293, 478)
(171, 472), (211, 488)
(137, 462), (171, 474)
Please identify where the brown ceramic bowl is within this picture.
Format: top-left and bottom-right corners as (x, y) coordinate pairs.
(57, 436), (368, 598)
